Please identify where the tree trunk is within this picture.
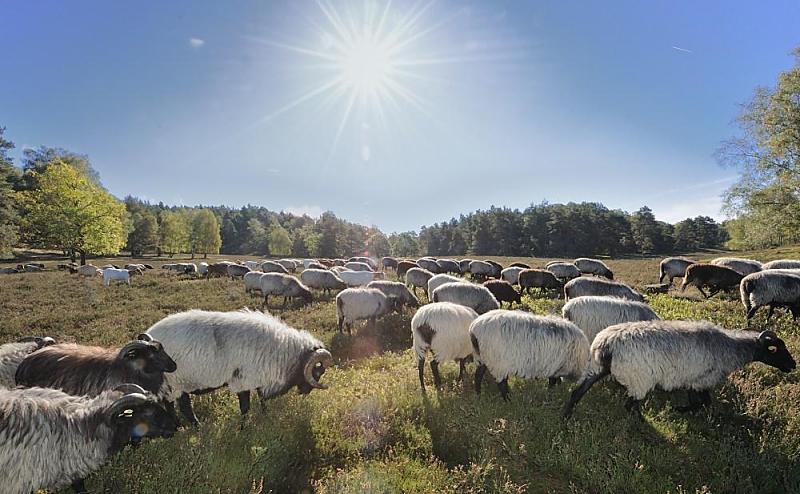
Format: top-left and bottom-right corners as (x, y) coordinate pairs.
(79, 251), (86, 266)
(203, 252), (208, 259)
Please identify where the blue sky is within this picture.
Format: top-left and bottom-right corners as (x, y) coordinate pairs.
(2, 1), (799, 232)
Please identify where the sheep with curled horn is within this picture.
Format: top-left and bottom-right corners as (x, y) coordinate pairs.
(145, 309), (333, 425)
(0, 336), (56, 388)
(14, 334), (176, 398)
(0, 383), (177, 494)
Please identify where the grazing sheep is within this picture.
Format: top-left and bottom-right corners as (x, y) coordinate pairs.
(459, 259), (474, 274)
(344, 261), (374, 272)
(485, 260), (503, 278)
(659, 257), (696, 284)
(711, 257), (763, 276)
(0, 267), (20, 274)
(244, 260), (261, 271)
(562, 296), (660, 343)
(261, 261), (290, 274)
(205, 262), (231, 278)
(405, 267), (434, 296)
(15, 336), (177, 398)
(15, 264), (43, 272)
(340, 270), (381, 287)
(471, 310), (589, 399)
(397, 260), (417, 279)
(681, 263), (744, 299)
(563, 321), (796, 419)
(125, 263), (146, 271)
(518, 269), (562, 295)
(763, 259), (800, 270)
(501, 266), (524, 285)
(437, 259), (462, 275)
(305, 261), (328, 271)
(740, 270), (800, 321)
(417, 258), (441, 274)
(259, 273), (313, 307)
(146, 309), (333, 424)
(0, 337), (56, 388)
(243, 272), (265, 294)
(336, 288), (397, 333)
(574, 258), (614, 279)
(330, 265), (349, 275)
(468, 260), (495, 281)
(482, 280), (522, 307)
(0, 385), (178, 494)
(102, 268), (130, 287)
(427, 274), (464, 299)
(198, 262), (209, 276)
(509, 262), (530, 269)
(546, 262), (582, 282)
(564, 277), (644, 302)
(382, 256), (399, 271)
(412, 302), (478, 390)
(349, 256), (378, 270)
(77, 264), (101, 277)
(432, 282), (500, 315)
(276, 259), (298, 272)
(367, 280), (420, 308)
(227, 263), (251, 280)
(333, 259), (346, 266)
(99, 264), (120, 270)
(301, 268), (347, 295)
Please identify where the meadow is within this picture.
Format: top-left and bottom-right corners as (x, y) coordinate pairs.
(1, 251), (799, 493)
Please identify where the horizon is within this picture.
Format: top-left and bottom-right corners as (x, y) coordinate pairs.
(3, 1), (799, 232)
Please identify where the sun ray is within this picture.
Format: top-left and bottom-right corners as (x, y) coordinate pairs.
(260, 76), (344, 123)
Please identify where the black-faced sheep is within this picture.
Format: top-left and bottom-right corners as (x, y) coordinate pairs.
(563, 321), (796, 419)
(411, 302), (478, 390)
(482, 279), (522, 307)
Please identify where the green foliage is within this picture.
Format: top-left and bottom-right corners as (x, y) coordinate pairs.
(268, 222), (292, 256)
(388, 232), (420, 257)
(16, 161), (127, 263)
(367, 230), (391, 257)
(18, 145), (101, 190)
(242, 217), (268, 255)
(159, 210), (190, 256)
(126, 210), (159, 256)
(0, 127), (19, 257)
(191, 209), (222, 257)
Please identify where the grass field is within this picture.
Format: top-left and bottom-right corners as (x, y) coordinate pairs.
(1, 251), (799, 493)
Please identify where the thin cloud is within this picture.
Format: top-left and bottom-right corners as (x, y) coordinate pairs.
(671, 45), (692, 54)
(189, 38), (205, 48)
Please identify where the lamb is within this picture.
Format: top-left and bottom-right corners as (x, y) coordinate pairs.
(405, 267), (434, 296)
(344, 261), (374, 272)
(427, 273), (464, 299)
(482, 280), (522, 307)
(509, 262), (530, 269)
(14, 335), (177, 398)
(0, 337), (56, 388)
(437, 259), (462, 275)
(564, 277), (644, 302)
(658, 257), (696, 284)
(518, 269), (562, 294)
(563, 321), (796, 419)
(562, 296), (660, 343)
(471, 310), (589, 399)
(146, 309), (333, 424)
(501, 266), (525, 285)
(367, 280), (420, 308)
(740, 270), (800, 321)
(546, 262), (582, 282)
(468, 260), (495, 281)
(417, 258), (441, 274)
(382, 256), (399, 271)
(711, 257), (763, 276)
(574, 258), (613, 279)
(78, 264), (101, 277)
(0, 384), (178, 494)
(681, 263), (744, 298)
(336, 288), (397, 333)
(432, 282), (500, 315)
(259, 273), (313, 307)
(396, 260), (418, 279)
(301, 268), (347, 295)
(340, 269), (381, 287)
(227, 263), (251, 280)
(763, 259), (800, 270)
(102, 267), (130, 287)
(411, 302), (479, 390)
(261, 260), (290, 274)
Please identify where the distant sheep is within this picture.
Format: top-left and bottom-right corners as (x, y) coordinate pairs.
(348, 256), (378, 270)
(563, 321), (796, 419)
(367, 280), (420, 308)
(417, 258), (441, 274)
(276, 259), (298, 272)
(740, 270), (800, 321)
(482, 280), (522, 307)
(344, 261), (374, 272)
(432, 282), (500, 315)
(336, 288), (397, 333)
(658, 257), (696, 284)
(681, 263), (743, 298)
(227, 263), (251, 280)
(501, 266), (524, 285)
(382, 256), (399, 271)
(261, 261), (290, 274)
(243, 272), (265, 294)
(437, 259), (462, 275)
(471, 310), (589, 399)
(574, 258), (613, 279)
(77, 264), (101, 277)
(564, 277), (644, 302)
(459, 259), (474, 274)
(198, 262), (209, 276)
(518, 269), (563, 294)
(0, 337), (56, 388)
(397, 260), (418, 279)
(244, 260), (261, 271)
(340, 270), (382, 287)
(562, 296), (660, 343)
(711, 257), (763, 276)
(301, 269), (347, 295)
(485, 260), (503, 278)
(205, 262), (232, 278)
(412, 302), (478, 390)
(305, 261), (328, 271)
(546, 262), (581, 282)
(259, 273), (313, 307)
(102, 268), (130, 287)
(468, 260), (495, 281)
(509, 262), (530, 269)
(405, 267), (434, 296)
(763, 259), (800, 270)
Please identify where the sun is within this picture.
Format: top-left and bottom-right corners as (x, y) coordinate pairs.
(340, 39), (392, 92)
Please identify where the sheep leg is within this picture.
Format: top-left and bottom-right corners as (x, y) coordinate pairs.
(677, 389), (710, 413)
(418, 357), (426, 391)
(237, 390), (251, 416)
(548, 377), (561, 388)
(282, 296), (288, 308)
(474, 363), (488, 394)
(746, 305), (759, 322)
(177, 393), (200, 426)
(72, 478), (88, 493)
(624, 397), (643, 420)
(707, 287), (720, 298)
(263, 295), (269, 308)
(497, 378), (510, 401)
(563, 369), (610, 419)
(696, 286), (709, 298)
(430, 360), (442, 389)
(458, 359), (467, 383)
(766, 305), (775, 321)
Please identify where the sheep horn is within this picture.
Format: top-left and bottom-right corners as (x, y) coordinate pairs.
(304, 349), (333, 389)
(118, 340), (152, 358)
(106, 393), (149, 424)
(113, 383), (148, 395)
(136, 333), (153, 342)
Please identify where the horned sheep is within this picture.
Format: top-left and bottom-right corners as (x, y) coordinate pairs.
(563, 321), (796, 419)
(411, 302), (478, 390)
(564, 277), (644, 302)
(562, 296), (660, 343)
(432, 281), (500, 315)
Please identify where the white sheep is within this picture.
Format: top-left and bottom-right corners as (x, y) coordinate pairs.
(405, 267), (434, 296)
(431, 282), (499, 315)
(468, 260), (494, 280)
(301, 269), (347, 295)
(259, 273), (313, 307)
(411, 302), (478, 390)
(102, 268), (130, 287)
(562, 296), (660, 343)
(427, 273), (463, 298)
(344, 261), (374, 272)
(546, 262), (582, 281)
(740, 270), (800, 322)
(500, 266), (524, 285)
(659, 257), (696, 284)
(243, 271), (265, 294)
(335, 288), (396, 333)
(276, 259), (298, 272)
(564, 277), (644, 302)
(563, 321), (796, 419)
(340, 269), (380, 287)
(470, 310), (589, 399)
(367, 280), (420, 308)
(0, 337), (56, 388)
(574, 258), (613, 279)
(77, 264), (101, 277)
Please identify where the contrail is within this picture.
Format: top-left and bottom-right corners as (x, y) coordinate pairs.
(672, 46), (692, 54)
